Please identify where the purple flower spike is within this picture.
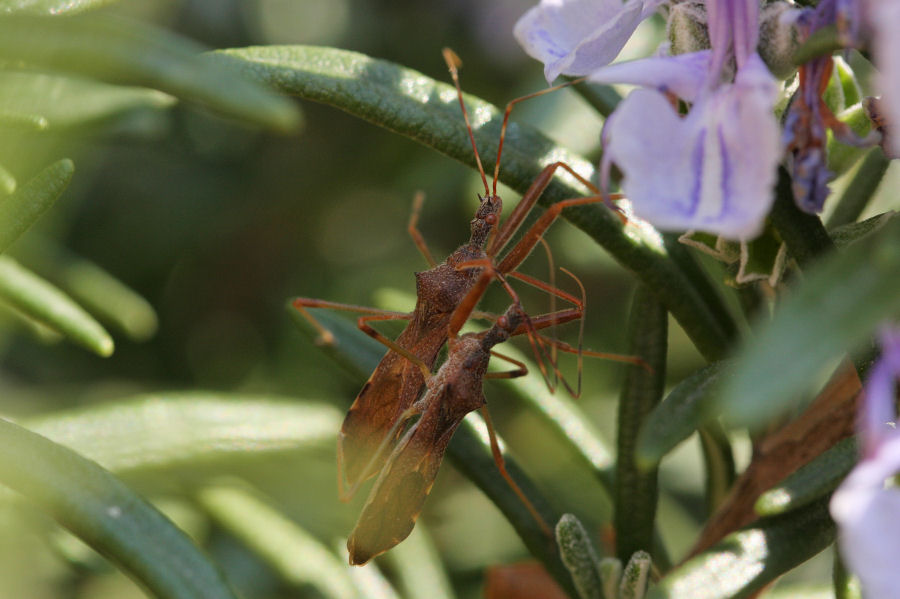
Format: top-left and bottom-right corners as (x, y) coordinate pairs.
(513, 0), (665, 83)
(830, 328), (900, 599)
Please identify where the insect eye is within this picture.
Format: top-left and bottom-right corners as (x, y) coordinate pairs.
(497, 316), (508, 328)
(485, 214), (498, 225)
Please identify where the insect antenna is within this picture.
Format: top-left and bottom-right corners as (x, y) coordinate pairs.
(442, 48), (490, 198)
(491, 77), (585, 197)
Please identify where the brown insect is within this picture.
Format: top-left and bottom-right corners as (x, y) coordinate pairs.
(292, 49), (645, 562)
(346, 299), (534, 564)
(294, 48), (636, 493)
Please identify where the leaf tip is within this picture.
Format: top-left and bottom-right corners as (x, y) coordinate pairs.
(96, 335), (115, 357)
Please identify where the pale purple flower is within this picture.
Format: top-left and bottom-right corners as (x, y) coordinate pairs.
(513, 0), (666, 83)
(869, 0), (900, 158)
(830, 329), (900, 599)
(593, 0), (781, 239)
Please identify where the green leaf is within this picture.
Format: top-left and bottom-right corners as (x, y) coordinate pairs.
(600, 559), (623, 599)
(697, 423), (736, 513)
(615, 285), (667, 563)
(768, 584), (838, 599)
(636, 361), (730, 469)
(826, 149), (891, 229)
(0, 255), (113, 356)
(619, 551), (652, 599)
(0, 162), (15, 195)
(717, 215), (900, 429)
(556, 513), (604, 599)
(770, 168), (835, 270)
(755, 437), (857, 516)
(500, 362), (615, 489)
(0, 0), (117, 15)
(827, 103), (874, 177)
(383, 525), (455, 599)
(833, 550), (863, 599)
(0, 159), (73, 255)
(449, 417), (576, 597)
(15, 235), (158, 341)
(287, 304), (387, 378)
(792, 24), (841, 65)
(0, 15), (300, 132)
(0, 71), (174, 130)
(647, 499), (834, 599)
(25, 393), (341, 473)
(0, 417), (238, 599)
(213, 45), (736, 362)
(198, 485), (358, 599)
(830, 212), (896, 249)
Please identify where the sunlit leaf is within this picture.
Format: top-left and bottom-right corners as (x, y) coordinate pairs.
(0, 162), (15, 195)
(0, 159), (73, 255)
(0, 71), (174, 130)
(0, 15), (300, 132)
(755, 437), (857, 516)
(0, 0), (117, 15)
(198, 485), (358, 599)
(647, 499), (834, 599)
(0, 418), (238, 599)
(214, 45), (737, 362)
(0, 256), (113, 356)
(26, 393), (341, 473)
(717, 216), (900, 429)
(384, 525), (455, 599)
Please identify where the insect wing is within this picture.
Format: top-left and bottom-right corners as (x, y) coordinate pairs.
(346, 386), (464, 565)
(338, 349), (426, 494)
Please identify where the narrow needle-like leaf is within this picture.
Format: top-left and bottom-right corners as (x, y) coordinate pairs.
(0, 256), (113, 356)
(0, 418), (238, 599)
(0, 15), (300, 132)
(0, 159), (73, 255)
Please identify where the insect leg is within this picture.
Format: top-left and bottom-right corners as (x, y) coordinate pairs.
(479, 406), (552, 537)
(408, 191), (437, 267)
(292, 297), (410, 346)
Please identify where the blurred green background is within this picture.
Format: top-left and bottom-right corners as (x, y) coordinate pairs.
(0, 1), (842, 597)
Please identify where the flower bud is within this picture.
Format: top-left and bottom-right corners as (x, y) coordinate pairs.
(758, 1), (800, 79)
(667, 1), (709, 55)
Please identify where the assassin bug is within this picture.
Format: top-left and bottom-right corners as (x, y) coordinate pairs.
(346, 263), (609, 564)
(293, 48), (640, 500)
(292, 50), (645, 561)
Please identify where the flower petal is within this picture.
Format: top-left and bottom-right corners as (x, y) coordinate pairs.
(860, 328), (900, 455)
(604, 55), (780, 240)
(871, 0), (900, 157)
(588, 50), (712, 103)
(514, 0), (661, 82)
(830, 434), (900, 599)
